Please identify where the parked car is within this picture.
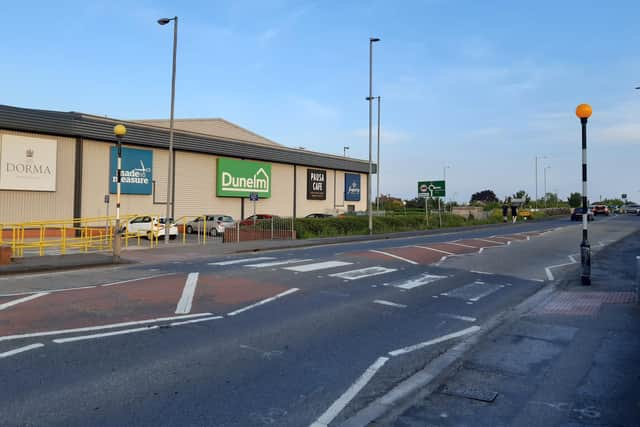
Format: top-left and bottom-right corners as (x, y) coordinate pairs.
(123, 216), (178, 239)
(570, 207), (594, 221)
(590, 204), (609, 216)
(186, 215), (235, 236)
(239, 214), (277, 226)
(305, 213), (334, 218)
(626, 204), (640, 214)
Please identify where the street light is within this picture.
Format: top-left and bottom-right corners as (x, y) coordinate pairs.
(544, 165), (551, 207)
(113, 124), (127, 262)
(367, 37), (380, 235)
(534, 155), (547, 209)
(343, 146), (349, 157)
(375, 96), (381, 212)
(576, 103), (592, 286)
(158, 15), (178, 245)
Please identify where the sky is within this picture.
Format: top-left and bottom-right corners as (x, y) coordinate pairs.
(1, 0), (639, 203)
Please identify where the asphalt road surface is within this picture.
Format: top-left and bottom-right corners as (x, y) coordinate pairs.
(1, 215), (638, 426)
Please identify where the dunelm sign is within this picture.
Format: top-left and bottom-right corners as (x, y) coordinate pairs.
(109, 147), (153, 195)
(217, 158), (271, 198)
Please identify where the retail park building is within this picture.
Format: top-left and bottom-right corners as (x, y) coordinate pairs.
(0, 104), (372, 224)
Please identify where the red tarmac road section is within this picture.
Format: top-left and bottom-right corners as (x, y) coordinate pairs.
(453, 239), (504, 248)
(0, 274), (288, 337)
(425, 242), (478, 255)
(379, 247), (444, 264)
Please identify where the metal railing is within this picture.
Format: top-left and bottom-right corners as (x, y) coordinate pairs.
(223, 216), (296, 243)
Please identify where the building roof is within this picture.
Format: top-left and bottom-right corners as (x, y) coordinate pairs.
(0, 104), (374, 174)
(133, 118), (282, 147)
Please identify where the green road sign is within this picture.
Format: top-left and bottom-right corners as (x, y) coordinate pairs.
(217, 158), (271, 198)
(417, 180), (445, 198)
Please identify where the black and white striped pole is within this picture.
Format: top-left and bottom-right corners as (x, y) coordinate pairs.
(576, 104), (592, 286)
(113, 124), (127, 263)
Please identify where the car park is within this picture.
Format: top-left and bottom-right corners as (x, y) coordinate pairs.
(186, 215), (235, 236)
(570, 207), (594, 221)
(122, 216), (177, 239)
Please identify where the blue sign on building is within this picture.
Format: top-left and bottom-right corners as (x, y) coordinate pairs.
(109, 147), (153, 195)
(344, 173), (361, 201)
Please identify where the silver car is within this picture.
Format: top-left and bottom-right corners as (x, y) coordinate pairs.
(185, 215), (235, 236)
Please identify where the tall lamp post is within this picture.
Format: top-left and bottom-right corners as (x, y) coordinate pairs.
(367, 37), (380, 235)
(113, 124), (127, 262)
(534, 155), (547, 209)
(543, 165), (551, 208)
(158, 16), (178, 245)
(576, 103), (592, 286)
(375, 96), (381, 212)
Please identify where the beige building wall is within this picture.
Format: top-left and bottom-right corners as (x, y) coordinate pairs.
(295, 166), (337, 217)
(81, 140), (168, 220)
(242, 162), (294, 218)
(0, 129), (75, 224)
(333, 171), (368, 213)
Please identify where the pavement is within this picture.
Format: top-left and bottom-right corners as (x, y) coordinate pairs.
(365, 229), (640, 426)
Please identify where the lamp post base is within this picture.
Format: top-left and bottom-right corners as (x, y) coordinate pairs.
(113, 219), (121, 263)
(580, 240), (591, 286)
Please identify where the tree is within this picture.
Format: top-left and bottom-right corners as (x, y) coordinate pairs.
(512, 190), (531, 206)
(567, 192), (582, 208)
(470, 190), (498, 204)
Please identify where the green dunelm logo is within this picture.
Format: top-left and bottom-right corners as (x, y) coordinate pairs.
(216, 158), (271, 198)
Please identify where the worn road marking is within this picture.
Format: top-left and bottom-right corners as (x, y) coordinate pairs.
(329, 266), (396, 281)
(439, 313), (477, 322)
(208, 257), (275, 266)
(0, 313), (213, 342)
(448, 242), (478, 249)
(469, 285), (505, 302)
(471, 270), (494, 275)
(101, 273), (177, 287)
(53, 326), (159, 344)
(545, 260), (578, 281)
(0, 343), (44, 358)
(170, 316), (223, 326)
(369, 250), (418, 265)
(244, 259), (313, 268)
(310, 356), (389, 427)
(414, 245), (454, 255)
(395, 273), (447, 290)
(0, 286), (97, 298)
(474, 238), (504, 245)
(0, 292), (49, 311)
(227, 288), (300, 316)
(175, 272), (200, 314)
(388, 326), (481, 356)
(284, 261), (352, 272)
(373, 300), (407, 308)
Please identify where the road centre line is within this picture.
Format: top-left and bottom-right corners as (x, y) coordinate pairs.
(227, 288), (300, 316)
(284, 261), (352, 272)
(329, 266), (397, 281)
(170, 316), (224, 326)
(369, 250), (418, 265)
(388, 326), (481, 357)
(0, 313), (213, 342)
(53, 326), (159, 344)
(447, 242), (478, 249)
(0, 292), (49, 311)
(101, 273), (177, 287)
(175, 272), (200, 314)
(208, 257), (275, 266)
(413, 245), (454, 255)
(438, 313), (477, 322)
(373, 300), (407, 308)
(309, 356), (389, 427)
(244, 259), (313, 268)
(0, 343), (44, 359)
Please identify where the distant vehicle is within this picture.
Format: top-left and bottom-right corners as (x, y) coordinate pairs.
(590, 204), (609, 216)
(186, 215), (235, 236)
(239, 214), (277, 226)
(609, 205), (620, 214)
(123, 216), (177, 239)
(518, 208), (532, 220)
(305, 213), (334, 218)
(571, 207), (594, 222)
(626, 204), (640, 214)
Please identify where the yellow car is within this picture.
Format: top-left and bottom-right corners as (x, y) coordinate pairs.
(518, 209), (532, 220)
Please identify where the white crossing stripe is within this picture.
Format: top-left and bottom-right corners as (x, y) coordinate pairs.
(369, 250), (418, 265)
(284, 261), (352, 272)
(413, 245), (454, 255)
(373, 300), (407, 308)
(394, 273), (447, 290)
(208, 257), (275, 266)
(0, 292), (49, 311)
(438, 313), (477, 322)
(175, 272), (200, 314)
(0, 343), (44, 358)
(329, 266), (397, 280)
(244, 259), (313, 268)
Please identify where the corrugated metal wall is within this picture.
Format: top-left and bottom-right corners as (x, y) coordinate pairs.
(0, 129), (75, 223)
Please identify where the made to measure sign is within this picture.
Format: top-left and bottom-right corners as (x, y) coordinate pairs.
(417, 180), (445, 198)
(217, 158), (271, 198)
(344, 173), (361, 201)
(110, 147), (153, 195)
(307, 169), (326, 200)
(0, 134), (57, 192)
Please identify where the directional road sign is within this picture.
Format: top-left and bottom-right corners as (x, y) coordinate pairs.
(417, 180), (445, 198)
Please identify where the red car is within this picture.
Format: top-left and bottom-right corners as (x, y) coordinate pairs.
(591, 205), (609, 216)
(239, 214), (276, 226)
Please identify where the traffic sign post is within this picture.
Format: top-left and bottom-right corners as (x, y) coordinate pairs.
(418, 180), (446, 227)
(104, 194), (110, 233)
(249, 192), (259, 225)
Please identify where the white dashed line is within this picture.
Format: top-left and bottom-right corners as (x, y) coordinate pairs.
(373, 300), (407, 308)
(471, 270), (494, 275)
(0, 343), (44, 358)
(438, 313), (477, 322)
(244, 259), (313, 268)
(448, 242), (478, 249)
(170, 316), (224, 326)
(227, 288), (299, 316)
(369, 250), (418, 265)
(329, 266), (397, 281)
(208, 257), (275, 266)
(388, 326), (481, 356)
(473, 238), (504, 245)
(284, 261), (352, 272)
(53, 326), (159, 344)
(175, 272), (200, 314)
(0, 292), (49, 311)
(101, 273), (177, 287)
(413, 245), (454, 255)
(394, 273), (447, 290)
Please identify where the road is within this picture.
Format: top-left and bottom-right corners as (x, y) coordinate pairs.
(1, 215), (638, 426)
